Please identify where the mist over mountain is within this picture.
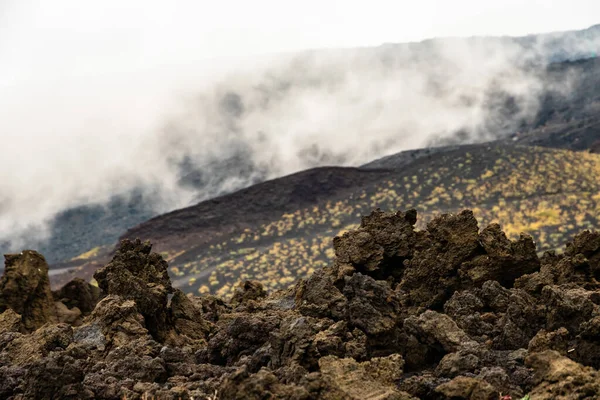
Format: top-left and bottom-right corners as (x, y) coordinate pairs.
(1, 24), (599, 263)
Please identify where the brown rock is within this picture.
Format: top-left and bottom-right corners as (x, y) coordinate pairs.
(318, 354), (416, 400)
(230, 280), (267, 307)
(0, 250), (58, 331)
(0, 308), (23, 334)
(399, 210), (481, 309)
(404, 310), (478, 353)
(460, 224), (539, 287)
(295, 269), (347, 320)
(332, 209), (418, 280)
(164, 289), (213, 350)
(55, 301), (83, 325)
(343, 272), (400, 336)
(3, 208), (600, 398)
(528, 328), (570, 355)
(1, 322), (73, 366)
(434, 376), (498, 400)
(88, 295), (150, 349)
(219, 365), (312, 400)
(54, 277), (100, 315)
(526, 350), (600, 399)
(93, 238), (173, 341)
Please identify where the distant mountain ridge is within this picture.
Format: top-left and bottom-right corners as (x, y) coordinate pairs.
(381, 23), (600, 64)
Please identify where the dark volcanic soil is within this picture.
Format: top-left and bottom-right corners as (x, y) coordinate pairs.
(120, 166), (393, 254)
(3, 209), (600, 399)
(47, 166), (392, 289)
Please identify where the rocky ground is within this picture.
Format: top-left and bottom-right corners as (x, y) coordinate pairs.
(2, 209), (600, 399)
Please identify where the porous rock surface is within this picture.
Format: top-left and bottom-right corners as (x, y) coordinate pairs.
(0, 251), (58, 331)
(1, 210), (600, 399)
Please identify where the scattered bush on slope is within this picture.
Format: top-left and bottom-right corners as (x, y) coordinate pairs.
(176, 145), (600, 298)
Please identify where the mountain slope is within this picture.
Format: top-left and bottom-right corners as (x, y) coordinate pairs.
(33, 55), (600, 266)
(504, 57), (600, 151)
(121, 167), (392, 255)
(174, 144), (600, 297)
(53, 143), (600, 298)
(5, 26), (599, 267)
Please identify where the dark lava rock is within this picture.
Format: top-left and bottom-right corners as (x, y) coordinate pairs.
(230, 280), (267, 307)
(0, 323), (73, 366)
(294, 269), (347, 320)
(0, 308), (23, 335)
(433, 376), (498, 400)
(164, 289), (213, 351)
(93, 238), (173, 341)
(332, 209), (418, 282)
(53, 278), (100, 315)
(3, 209), (600, 399)
(526, 350), (600, 399)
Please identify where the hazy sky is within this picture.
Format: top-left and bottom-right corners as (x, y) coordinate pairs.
(1, 0), (599, 85)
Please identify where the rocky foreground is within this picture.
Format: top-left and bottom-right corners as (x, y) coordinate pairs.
(2, 209), (600, 399)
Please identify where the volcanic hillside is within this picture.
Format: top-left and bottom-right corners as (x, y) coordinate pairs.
(54, 143), (600, 299)
(503, 57), (600, 151)
(5, 36), (599, 268)
(33, 45), (600, 295)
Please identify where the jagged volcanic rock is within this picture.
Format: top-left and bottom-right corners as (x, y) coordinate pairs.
(2, 209), (600, 399)
(93, 239), (174, 341)
(53, 278), (100, 315)
(0, 251), (58, 331)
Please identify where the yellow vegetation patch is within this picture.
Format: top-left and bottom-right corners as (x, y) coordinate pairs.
(71, 246), (102, 261)
(168, 146), (600, 298)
